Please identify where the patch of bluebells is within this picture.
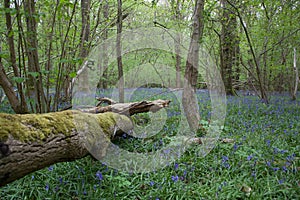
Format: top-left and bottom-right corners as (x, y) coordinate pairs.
(3, 90), (299, 199)
(221, 155), (230, 169)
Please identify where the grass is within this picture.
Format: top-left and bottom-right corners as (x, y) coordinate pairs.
(0, 89), (299, 199)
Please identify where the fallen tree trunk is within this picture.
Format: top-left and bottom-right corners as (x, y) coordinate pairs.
(0, 99), (170, 187)
(79, 98), (171, 115)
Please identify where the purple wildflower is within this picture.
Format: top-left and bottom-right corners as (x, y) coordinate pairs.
(96, 170), (103, 181)
(247, 155), (253, 161)
(171, 175), (179, 182)
(149, 181), (155, 186)
(48, 166), (54, 171)
(174, 163), (179, 170)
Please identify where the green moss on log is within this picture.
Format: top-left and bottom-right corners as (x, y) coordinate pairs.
(0, 110), (131, 142)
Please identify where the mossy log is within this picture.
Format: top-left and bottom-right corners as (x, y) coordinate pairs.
(0, 99), (170, 187)
(0, 110), (133, 187)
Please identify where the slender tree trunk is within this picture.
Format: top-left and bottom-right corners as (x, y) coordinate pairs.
(0, 61), (26, 114)
(117, 0), (124, 102)
(101, 0), (109, 89)
(182, 0), (204, 132)
(45, 0), (60, 112)
(78, 0), (91, 93)
(4, 0), (28, 114)
(24, 0), (47, 113)
(173, 0), (182, 88)
(292, 48), (298, 100)
(220, 0), (237, 95)
(175, 33), (182, 88)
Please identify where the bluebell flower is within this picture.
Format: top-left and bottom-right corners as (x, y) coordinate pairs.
(247, 155), (253, 161)
(174, 163), (179, 170)
(223, 162), (231, 169)
(282, 166), (288, 172)
(45, 183), (49, 191)
(149, 181), (155, 186)
(96, 170), (103, 181)
(48, 166), (54, 171)
(273, 167), (280, 171)
(280, 149), (287, 154)
(233, 143), (239, 151)
(171, 175), (179, 182)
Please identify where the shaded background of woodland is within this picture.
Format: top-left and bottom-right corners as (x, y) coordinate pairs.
(0, 0), (299, 114)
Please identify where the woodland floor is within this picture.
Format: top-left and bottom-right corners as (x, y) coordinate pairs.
(0, 88), (299, 199)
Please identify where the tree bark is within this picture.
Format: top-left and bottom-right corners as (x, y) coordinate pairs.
(116, 0), (124, 103)
(99, 0), (109, 89)
(0, 111), (131, 187)
(0, 61), (26, 114)
(292, 48), (298, 100)
(77, 0), (91, 93)
(24, 0), (47, 113)
(182, 0), (204, 132)
(4, 0), (28, 114)
(0, 99), (170, 187)
(220, 0), (237, 95)
(81, 98), (171, 115)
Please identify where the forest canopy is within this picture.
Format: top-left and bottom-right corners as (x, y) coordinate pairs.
(0, 0), (299, 114)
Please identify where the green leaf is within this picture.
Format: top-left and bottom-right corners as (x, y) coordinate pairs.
(28, 72), (40, 78)
(59, 58), (69, 63)
(69, 72), (77, 78)
(12, 77), (26, 83)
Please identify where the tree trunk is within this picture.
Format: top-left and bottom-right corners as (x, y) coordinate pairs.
(220, 0), (237, 95)
(100, 0), (109, 89)
(24, 0), (47, 113)
(117, 0), (124, 103)
(0, 99), (170, 187)
(182, 0), (204, 132)
(173, 0), (183, 88)
(77, 0), (91, 93)
(292, 48), (298, 100)
(4, 0), (28, 114)
(0, 61), (26, 114)
(0, 111), (132, 187)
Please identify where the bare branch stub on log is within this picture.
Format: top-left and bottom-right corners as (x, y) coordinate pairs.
(80, 99), (171, 116)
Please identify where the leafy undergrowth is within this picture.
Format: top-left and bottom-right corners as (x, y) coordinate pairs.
(1, 89), (299, 199)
